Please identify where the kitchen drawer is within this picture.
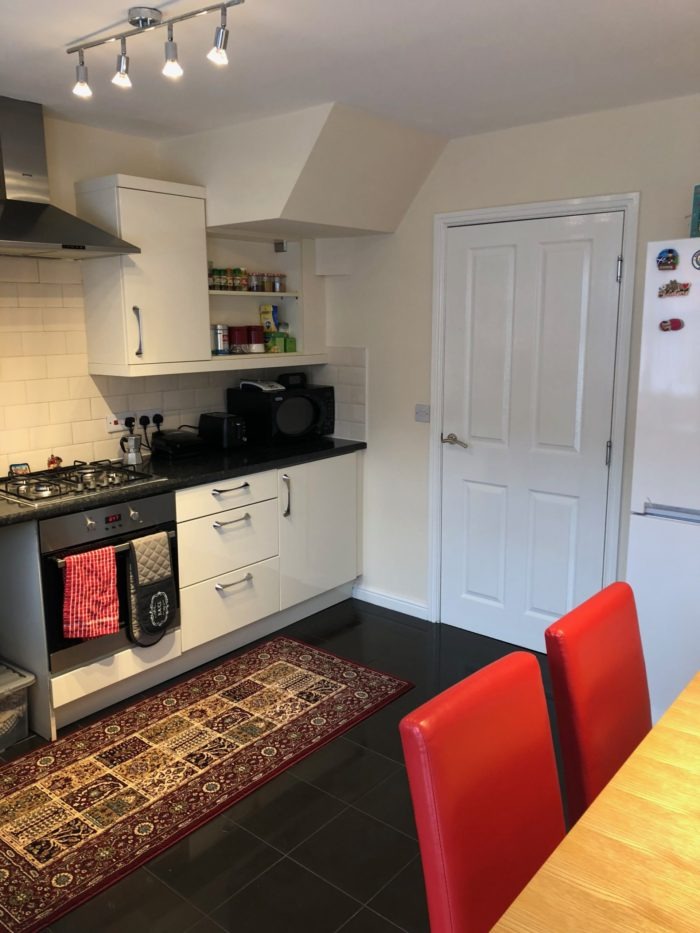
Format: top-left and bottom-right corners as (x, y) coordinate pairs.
(177, 498), (278, 587)
(180, 556), (280, 651)
(176, 470), (277, 522)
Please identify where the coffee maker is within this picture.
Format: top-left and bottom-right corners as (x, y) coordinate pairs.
(120, 434), (143, 466)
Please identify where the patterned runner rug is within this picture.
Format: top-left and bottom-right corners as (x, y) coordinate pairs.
(0, 636), (412, 933)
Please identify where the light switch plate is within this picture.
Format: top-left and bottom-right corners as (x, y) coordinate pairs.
(415, 404), (430, 423)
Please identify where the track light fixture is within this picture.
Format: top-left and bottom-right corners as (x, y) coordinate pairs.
(112, 38), (132, 88)
(67, 1), (243, 98)
(206, 7), (229, 66)
(162, 24), (183, 78)
(72, 50), (92, 98)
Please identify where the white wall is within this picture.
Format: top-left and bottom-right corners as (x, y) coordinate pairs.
(327, 93), (700, 612)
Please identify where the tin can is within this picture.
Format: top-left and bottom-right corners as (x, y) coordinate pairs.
(229, 326), (249, 353)
(211, 324), (229, 355)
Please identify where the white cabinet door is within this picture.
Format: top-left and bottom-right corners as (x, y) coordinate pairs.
(180, 557), (280, 651)
(78, 179), (211, 371)
(278, 454), (358, 610)
(177, 499), (279, 587)
(118, 187), (211, 365)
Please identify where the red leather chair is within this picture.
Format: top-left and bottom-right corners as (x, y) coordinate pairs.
(399, 652), (565, 933)
(545, 581), (652, 826)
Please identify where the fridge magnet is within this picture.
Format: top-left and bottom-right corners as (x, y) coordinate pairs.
(659, 318), (685, 331)
(692, 250), (700, 270)
(658, 279), (691, 298)
(656, 248), (679, 270)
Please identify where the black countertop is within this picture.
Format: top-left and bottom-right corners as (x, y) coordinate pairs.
(0, 438), (366, 528)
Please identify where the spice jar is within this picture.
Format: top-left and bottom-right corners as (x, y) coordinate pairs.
(261, 272), (273, 292)
(248, 273), (260, 292)
(273, 273), (286, 293)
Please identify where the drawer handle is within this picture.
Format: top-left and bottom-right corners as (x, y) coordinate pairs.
(212, 482), (250, 496)
(212, 512), (250, 529)
(215, 573), (253, 592)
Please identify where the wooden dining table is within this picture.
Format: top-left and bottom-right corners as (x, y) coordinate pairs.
(493, 671), (700, 932)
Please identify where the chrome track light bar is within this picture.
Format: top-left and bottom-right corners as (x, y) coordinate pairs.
(67, 1), (243, 97)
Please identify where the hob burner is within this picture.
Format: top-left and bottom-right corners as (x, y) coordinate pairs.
(0, 460), (162, 505)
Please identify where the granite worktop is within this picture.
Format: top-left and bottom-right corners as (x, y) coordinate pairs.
(0, 438), (366, 528)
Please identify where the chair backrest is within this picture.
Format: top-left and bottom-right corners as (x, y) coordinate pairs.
(545, 581), (652, 826)
(399, 652), (565, 933)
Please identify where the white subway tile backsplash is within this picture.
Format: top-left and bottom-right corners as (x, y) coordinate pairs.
(0, 356), (47, 381)
(60, 285), (85, 309)
(55, 442), (95, 464)
(163, 389), (196, 409)
(0, 284), (18, 308)
(93, 437), (122, 461)
(0, 258), (38, 284)
(194, 387), (224, 408)
(38, 260), (83, 286)
(43, 307), (85, 331)
(69, 376), (99, 399)
(338, 366), (365, 386)
(0, 335), (23, 357)
(18, 283), (63, 308)
(92, 395), (128, 419)
(127, 392), (163, 411)
(333, 421), (365, 441)
(25, 378), (72, 403)
(336, 403), (365, 424)
(46, 354), (88, 378)
(4, 403), (50, 430)
(0, 308), (43, 332)
(0, 428), (31, 454)
(65, 332), (88, 355)
(29, 424), (73, 451)
(49, 398), (92, 424)
(0, 382), (27, 405)
(335, 383), (366, 404)
(72, 419), (106, 445)
(21, 332), (67, 356)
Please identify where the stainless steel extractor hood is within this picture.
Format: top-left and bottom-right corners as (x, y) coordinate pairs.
(0, 96), (140, 260)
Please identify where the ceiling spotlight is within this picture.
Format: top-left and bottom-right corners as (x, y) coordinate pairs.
(206, 6), (229, 66)
(72, 50), (92, 98)
(111, 38), (132, 88)
(162, 24), (183, 78)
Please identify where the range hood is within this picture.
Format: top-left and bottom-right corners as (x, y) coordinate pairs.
(0, 96), (140, 260)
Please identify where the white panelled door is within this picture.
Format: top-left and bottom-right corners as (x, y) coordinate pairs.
(440, 212), (623, 649)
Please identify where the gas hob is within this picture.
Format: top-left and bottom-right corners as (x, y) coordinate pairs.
(0, 461), (163, 507)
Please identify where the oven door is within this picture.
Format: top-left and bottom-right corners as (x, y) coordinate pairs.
(41, 524), (179, 675)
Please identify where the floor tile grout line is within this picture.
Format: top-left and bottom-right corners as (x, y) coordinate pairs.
(332, 903), (411, 933)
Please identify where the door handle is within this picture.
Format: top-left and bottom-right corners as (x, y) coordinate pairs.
(441, 432), (469, 448)
(133, 305), (143, 357)
(282, 473), (291, 517)
(212, 513), (250, 528)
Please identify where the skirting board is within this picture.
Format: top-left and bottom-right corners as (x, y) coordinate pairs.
(352, 584), (432, 622)
(53, 584), (354, 736)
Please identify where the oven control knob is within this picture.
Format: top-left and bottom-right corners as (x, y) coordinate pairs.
(129, 507), (141, 523)
(85, 517), (96, 531)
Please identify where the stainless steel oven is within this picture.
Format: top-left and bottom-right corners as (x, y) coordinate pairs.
(39, 491), (179, 675)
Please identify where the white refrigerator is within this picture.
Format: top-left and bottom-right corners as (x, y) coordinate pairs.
(626, 238), (700, 721)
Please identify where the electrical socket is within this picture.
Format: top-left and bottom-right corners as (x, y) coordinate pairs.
(105, 411), (162, 434)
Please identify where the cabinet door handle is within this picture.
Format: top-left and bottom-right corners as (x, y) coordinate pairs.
(215, 572), (253, 592)
(212, 512), (250, 529)
(133, 305), (143, 357)
(211, 482), (249, 496)
(282, 473), (291, 517)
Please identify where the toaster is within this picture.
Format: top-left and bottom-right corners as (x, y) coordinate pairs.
(198, 412), (247, 449)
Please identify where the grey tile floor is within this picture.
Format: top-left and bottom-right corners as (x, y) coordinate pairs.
(2, 598), (560, 932)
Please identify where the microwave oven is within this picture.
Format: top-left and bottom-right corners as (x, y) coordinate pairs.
(226, 384), (335, 444)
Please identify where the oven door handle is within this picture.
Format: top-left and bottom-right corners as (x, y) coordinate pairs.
(51, 529), (176, 568)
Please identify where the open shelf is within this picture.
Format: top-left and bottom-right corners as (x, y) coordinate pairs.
(209, 290), (299, 299)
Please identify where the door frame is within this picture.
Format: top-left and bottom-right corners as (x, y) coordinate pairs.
(427, 193), (639, 623)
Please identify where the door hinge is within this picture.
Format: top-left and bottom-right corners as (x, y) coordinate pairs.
(616, 256), (623, 283)
(605, 440), (612, 466)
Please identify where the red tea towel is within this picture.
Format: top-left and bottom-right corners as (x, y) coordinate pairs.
(62, 547), (120, 639)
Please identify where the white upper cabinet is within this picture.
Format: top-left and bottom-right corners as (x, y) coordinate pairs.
(75, 175), (211, 375)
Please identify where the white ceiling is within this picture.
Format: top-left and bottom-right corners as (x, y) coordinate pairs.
(0, 0), (699, 140)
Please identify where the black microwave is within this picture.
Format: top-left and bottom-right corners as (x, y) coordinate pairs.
(226, 385), (335, 444)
